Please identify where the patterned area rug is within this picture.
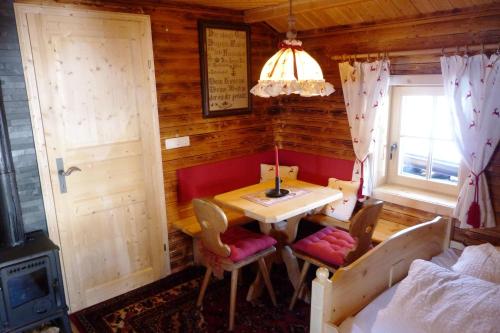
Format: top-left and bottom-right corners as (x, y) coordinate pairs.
(71, 265), (310, 332)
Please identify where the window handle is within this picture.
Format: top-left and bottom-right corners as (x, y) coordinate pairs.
(390, 143), (398, 160)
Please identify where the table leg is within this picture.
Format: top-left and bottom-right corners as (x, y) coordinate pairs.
(258, 221), (272, 235)
(246, 222), (276, 302)
(247, 214), (310, 303)
(282, 245), (310, 302)
(277, 213), (310, 302)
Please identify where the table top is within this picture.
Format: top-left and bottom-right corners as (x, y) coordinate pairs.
(214, 179), (343, 223)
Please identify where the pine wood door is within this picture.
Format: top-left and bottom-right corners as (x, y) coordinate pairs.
(15, 4), (170, 312)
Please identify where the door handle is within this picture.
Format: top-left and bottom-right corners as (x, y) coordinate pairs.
(58, 166), (81, 177)
(56, 158), (81, 193)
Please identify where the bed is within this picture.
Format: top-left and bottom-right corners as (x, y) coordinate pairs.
(310, 216), (500, 333)
(310, 216), (450, 333)
(335, 247), (461, 333)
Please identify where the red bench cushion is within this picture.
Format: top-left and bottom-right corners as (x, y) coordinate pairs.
(292, 226), (356, 266)
(221, 226), (277, 263)
(278, 150), (354, 186)
(177, 151), (275, 203)
(176, 149), (355, 203)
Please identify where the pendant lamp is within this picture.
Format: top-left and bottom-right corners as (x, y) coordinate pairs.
(250, 0), (334, 98)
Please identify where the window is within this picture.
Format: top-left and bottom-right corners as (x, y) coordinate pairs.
(388, 85), (460, 195)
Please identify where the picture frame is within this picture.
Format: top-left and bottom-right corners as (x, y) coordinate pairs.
(198, 20), (252, 118)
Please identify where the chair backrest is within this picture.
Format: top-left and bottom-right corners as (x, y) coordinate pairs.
(192, 198), (231, 258)
(344, 199), (383, 265)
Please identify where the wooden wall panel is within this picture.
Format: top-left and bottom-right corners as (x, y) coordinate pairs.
(17, 1), (500, 270)
(19, 0), (278, 272)
(153, 10), (277, 272)
(279, 10), (500, 243)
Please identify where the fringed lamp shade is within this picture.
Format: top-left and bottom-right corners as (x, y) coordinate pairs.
(250, 40), (335, 97)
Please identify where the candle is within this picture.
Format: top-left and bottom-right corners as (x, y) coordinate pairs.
(275, 145), (279, 178)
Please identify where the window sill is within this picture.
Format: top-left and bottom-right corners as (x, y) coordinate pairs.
(372, 184), (456, 216)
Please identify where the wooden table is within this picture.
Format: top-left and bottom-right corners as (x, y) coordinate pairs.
(214, 179), (342, 302)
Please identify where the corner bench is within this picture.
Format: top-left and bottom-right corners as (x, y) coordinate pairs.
(173, 205), (254, 238)
(174, 148), (354, 234)
(174, 149), (408, 256)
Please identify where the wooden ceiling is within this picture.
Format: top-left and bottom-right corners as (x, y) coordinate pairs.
(174, 0), (500, 32)
(174, 0), (286, 10)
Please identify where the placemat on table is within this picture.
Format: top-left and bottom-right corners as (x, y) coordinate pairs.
(241, 187), (311, 207)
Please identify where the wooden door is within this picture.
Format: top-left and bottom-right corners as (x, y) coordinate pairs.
(15, 4), (170, 312)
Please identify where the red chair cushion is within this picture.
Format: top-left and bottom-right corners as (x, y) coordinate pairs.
(292, 227), (356, 267)
(220, 226), (277, 263)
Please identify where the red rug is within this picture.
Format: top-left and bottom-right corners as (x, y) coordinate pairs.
(71, 265), (310, 332)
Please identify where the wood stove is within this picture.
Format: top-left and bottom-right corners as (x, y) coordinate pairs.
(0, 86), (70, 332)
(0, 232), (71, 332)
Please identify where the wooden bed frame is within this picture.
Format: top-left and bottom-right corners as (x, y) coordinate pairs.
(310, 216), (451, 333)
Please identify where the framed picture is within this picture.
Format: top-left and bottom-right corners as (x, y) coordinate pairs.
(198, 20), (252, 118)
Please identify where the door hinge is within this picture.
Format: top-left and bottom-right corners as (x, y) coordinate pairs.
(148, 60), (152, 69)
(163, 244), (167, 252)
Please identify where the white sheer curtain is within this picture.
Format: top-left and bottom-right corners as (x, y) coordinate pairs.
(339, 60), (390, 198)
(441, 54), (499, 228)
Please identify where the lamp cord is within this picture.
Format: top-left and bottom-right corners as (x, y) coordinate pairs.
(286, 0), (297, 40)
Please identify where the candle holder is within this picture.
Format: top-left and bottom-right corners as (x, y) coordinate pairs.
(265, 176), (290, 198)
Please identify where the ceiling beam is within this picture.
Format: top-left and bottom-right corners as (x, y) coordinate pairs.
(244, 0), (365, 23)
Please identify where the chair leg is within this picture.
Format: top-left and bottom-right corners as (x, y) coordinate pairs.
(229, 269), (239, 331)
(289, 261), (311, 310)
(258, 257), (277, 307)
(196, 266), (212, 307)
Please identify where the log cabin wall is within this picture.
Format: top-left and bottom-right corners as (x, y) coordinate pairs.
(276, 5), (500, 245)
(14, 1), (500, 271)
(16, 0), (279, 271)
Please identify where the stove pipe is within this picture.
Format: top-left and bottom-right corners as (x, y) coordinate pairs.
(0, 87), (25, 248)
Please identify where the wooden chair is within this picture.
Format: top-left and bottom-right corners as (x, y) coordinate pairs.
(289, 199), (383, 310)
(193, 198), (278, 331)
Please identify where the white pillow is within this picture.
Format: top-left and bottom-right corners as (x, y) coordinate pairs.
(321, 178), (359, 221)
(260, 164), (298, 182)
(372, 259), (500, 333)
(451, 243), (500, 284)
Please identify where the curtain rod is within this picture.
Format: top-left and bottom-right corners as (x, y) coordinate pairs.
(331, 43), (500, 61)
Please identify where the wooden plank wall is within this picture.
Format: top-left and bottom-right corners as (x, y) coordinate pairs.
(20, 0), (278, 271)
(151, 8), (277, 271)
(278, 7), (500, 244)
(17, 1), (500, 271)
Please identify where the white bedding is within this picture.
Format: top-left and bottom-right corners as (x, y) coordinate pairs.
(338, 248), (461, 333)
(371, 259), (500, 333)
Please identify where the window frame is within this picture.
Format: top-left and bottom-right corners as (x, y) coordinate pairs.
(387, 80), (459, 196)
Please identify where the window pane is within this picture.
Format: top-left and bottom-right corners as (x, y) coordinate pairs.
(400, 95), (433, 138)
(431, 140), (460, 184)
(399, 137), (430, 179)
(433, 96), (454, 140)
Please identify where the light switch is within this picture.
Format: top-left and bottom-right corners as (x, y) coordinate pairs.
(165, 136), (190, 149)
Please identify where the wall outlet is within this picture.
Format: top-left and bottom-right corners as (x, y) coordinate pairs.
(165, 136), (190, 149)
